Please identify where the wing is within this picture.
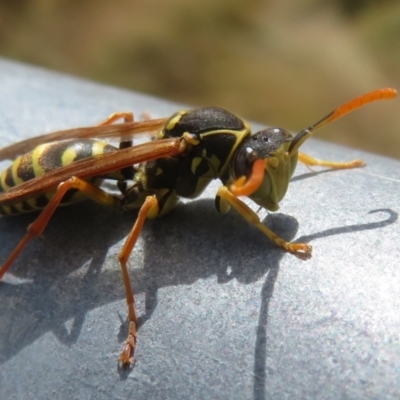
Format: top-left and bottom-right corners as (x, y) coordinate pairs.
(0, 137), (185, 205)
(0, 118), (169, 161)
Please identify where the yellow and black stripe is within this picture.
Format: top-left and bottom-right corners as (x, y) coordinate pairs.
(0, 139), (119, 216)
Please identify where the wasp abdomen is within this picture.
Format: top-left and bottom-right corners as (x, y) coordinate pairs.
(0, 139), (118, 216)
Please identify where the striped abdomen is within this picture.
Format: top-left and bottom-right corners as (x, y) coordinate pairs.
(0, 139), (119, 216)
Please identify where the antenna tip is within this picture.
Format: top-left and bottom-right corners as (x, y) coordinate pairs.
(381, 88), (397, 99)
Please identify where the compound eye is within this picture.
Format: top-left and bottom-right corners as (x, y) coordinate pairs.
(233, 146), (259, 179)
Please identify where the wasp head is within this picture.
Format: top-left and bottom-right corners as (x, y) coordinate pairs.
(231, 127), (298, 211)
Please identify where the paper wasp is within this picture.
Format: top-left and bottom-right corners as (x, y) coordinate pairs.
(0, 88), (396, 367)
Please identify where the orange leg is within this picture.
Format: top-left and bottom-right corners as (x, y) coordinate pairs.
(117, 195), (159, 367)
(298, 152), (365, 170)
(96, 112), (134, 126)
(0, 177), (120, 281)
(217, 186), (312, 259)
(140, 111), (152, 121)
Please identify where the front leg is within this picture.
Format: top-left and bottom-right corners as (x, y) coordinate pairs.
(215, 186), (312, 259)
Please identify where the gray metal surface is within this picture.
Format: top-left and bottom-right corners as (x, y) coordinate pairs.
(0, 58), (399, 400)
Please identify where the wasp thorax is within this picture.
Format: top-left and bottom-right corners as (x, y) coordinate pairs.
(162, 107), (245, 138)
(233, 128), (293, 178)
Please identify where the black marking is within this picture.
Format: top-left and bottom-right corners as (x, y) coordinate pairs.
(144, 158), (181, 190)
(4, 166), (15, 188)
(158, 190), (173, 213)
(60, 189), (79, 204)
(17, 152), (35, 182)
(175, 172), (200, 198)
(8, 204), (20, 215)
(200, 133), (238, 173)
(35, 195), (50, 209)
(21, 201), (35, 212)
(215, 194), (222, 213)
(119, 164), (135, 182)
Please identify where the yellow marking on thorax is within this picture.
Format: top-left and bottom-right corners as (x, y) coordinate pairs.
(159, 111), (187, 139)
(191, 157), (202, 175)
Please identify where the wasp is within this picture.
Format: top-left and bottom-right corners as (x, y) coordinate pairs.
(0, 88), (396, 366)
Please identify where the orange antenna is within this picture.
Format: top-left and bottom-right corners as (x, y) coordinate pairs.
(288, 88), (397, 155)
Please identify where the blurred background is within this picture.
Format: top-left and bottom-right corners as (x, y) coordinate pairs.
(0, 0), (399, 158)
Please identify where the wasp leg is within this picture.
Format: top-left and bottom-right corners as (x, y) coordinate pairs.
(117, 195), (159, 367)
(96, 111), (134, 126)
(216, 186), (312, 259)
(140, 111), (152, 121)
(0, 177), (120, 281)
(298, 152), (365, 169)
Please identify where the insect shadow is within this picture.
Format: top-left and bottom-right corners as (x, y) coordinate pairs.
(0, 196), (278, 364)
(252, 207), (397, 400)
(0, 196), (397, 387)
